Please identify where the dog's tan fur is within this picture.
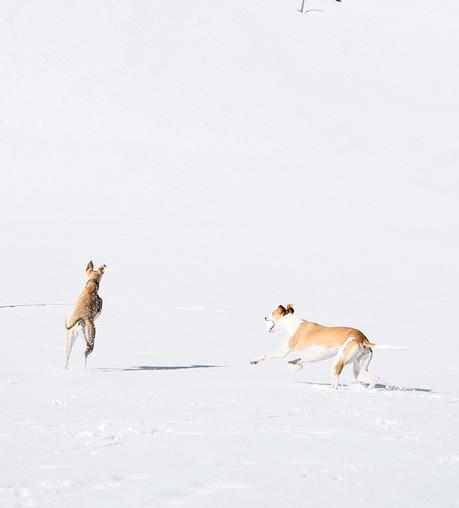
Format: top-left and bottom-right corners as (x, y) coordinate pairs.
(252, 304), (382, 388)
(286, 317), (373, 380)
(65, 261), (106, 369)
(270, 304), (374, 351)
(287, 319), (373, 352)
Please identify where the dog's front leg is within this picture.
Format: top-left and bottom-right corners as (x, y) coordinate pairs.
(250, 347), (291, 365)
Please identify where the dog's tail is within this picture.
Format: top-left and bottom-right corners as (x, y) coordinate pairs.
(370, 343), (411, 351)
(65, 315), (77, 330)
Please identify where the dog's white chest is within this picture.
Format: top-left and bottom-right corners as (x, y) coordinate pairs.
(300, 345), (337, 362)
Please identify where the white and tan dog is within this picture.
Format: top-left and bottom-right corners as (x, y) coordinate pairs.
(251, 304), (409, 389)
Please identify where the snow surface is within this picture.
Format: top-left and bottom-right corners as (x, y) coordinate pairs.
(1, 0), (459, 506)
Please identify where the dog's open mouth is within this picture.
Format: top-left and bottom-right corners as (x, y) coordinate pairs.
(266, 319), (276, 333)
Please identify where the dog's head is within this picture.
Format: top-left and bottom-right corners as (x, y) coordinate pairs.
(264, 304), (295, 333)
(86, 260), (106, 282)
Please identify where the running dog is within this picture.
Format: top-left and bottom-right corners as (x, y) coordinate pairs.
(65, 261), (106, 368)
(251, 304), (409, 389)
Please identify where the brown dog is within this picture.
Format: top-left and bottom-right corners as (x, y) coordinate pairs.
(65, 261), (106, 368)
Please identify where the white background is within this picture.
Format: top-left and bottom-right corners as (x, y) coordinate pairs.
(1, 0), (458, 506)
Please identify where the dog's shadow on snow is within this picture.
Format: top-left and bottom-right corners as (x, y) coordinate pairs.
(298, 381), (433, 393)
(95, 365), (224, 372)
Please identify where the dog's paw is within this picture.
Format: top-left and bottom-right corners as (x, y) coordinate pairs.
(288, 358), (303, 371)
(367, 376), (380, 390)
(250, 360), (259, 365)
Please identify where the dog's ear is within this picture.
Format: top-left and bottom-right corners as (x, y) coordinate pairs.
(286, 304), (295, 314)
(86, 260), (94, 273)
(98, 264), (106, 274)
(277, 305), (287, 316)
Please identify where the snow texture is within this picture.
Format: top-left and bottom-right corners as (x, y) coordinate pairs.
(1, 0), (459, 506)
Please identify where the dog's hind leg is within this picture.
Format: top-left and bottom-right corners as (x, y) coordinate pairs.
(83, 319), (96, 368)
(352, 351), (365, 380)
(65, 326), (79, 369)
(331, 338), (360, 389)
(353, 346), (379, 386)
